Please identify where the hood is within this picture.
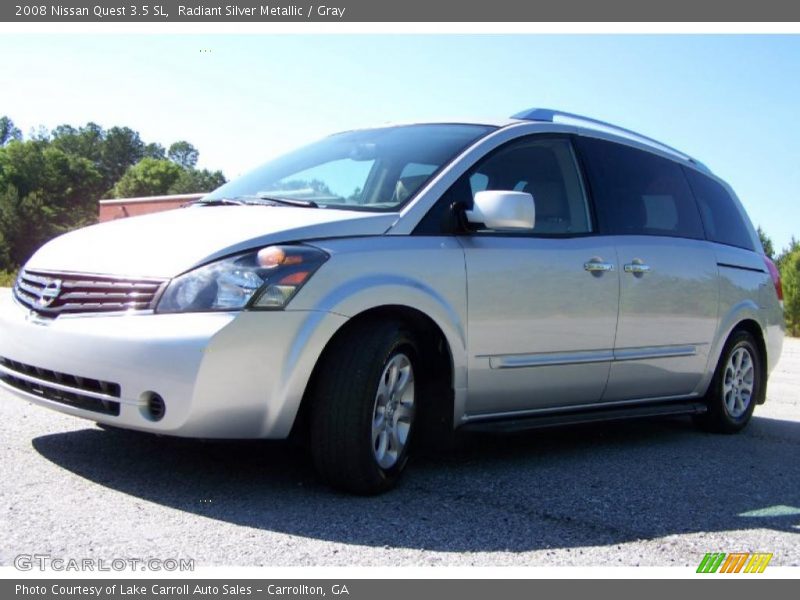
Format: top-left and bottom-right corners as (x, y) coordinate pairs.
(26, 205), (397, 278)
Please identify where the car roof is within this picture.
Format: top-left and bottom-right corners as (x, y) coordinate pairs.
(337, 108), (712, 175)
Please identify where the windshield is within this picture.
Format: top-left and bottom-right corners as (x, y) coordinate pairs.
(204, 124), (496, 211)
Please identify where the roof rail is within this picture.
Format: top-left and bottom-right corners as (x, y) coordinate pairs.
(511, 108), (710, 173)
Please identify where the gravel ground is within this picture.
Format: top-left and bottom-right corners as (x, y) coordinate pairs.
(1, 334), (798, 568)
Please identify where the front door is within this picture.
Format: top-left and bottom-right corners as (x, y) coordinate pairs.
(462, 235), (620, 416)
(455, 135), (620, 417)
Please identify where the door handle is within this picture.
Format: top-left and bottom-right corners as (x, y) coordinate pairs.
(624, 262), (651, 275)
(584, 260), (614, 273)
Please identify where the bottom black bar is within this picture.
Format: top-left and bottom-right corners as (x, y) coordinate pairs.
(3, 579), (792, 600)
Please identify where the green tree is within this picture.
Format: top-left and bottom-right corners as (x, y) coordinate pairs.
(781, 247), (800, 337)
(51, 123), (104, 165)
(777, 236), (800, 270)
(111, 158), (183, 198)
(0, 139), (101, 269)
(100, 126), (146, 189)
(0, 214), (10, 268)
(144, 142), (166, 160)
(0, 140), (100, 223)
(168, 168), (226, 194)
(0, 116), (22, 146)
(0, 186), (60, 269)
(51, 123), (148, 194)
(168, 141), (199, 169)
(29, 125), (50, 141)
(757, 226), (775, 260)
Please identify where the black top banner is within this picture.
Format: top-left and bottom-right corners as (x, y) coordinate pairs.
(4, 0), (800, 22)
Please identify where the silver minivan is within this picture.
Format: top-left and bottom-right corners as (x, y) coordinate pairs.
(0, 109), (785, 494)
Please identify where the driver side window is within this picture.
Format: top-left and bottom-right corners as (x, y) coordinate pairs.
(416, 136), (593, 235)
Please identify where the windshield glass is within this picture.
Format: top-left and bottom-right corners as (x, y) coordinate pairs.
(204, 124), (496, 211)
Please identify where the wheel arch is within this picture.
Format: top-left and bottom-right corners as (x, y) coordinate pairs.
(290, 304), (461, 441)
(703, 313), (768, 405)
(728, 319), (768, 405)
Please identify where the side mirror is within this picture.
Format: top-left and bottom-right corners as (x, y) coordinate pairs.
(465, 190), (536, 231)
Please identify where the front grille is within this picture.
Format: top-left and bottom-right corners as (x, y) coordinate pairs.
(13, 269), (166, 317)
(0, 357), (121, 416)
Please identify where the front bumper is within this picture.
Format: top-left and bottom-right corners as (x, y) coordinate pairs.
(0, 290), (347, 438)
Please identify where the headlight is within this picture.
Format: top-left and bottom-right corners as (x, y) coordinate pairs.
(156, 245), (328, 313)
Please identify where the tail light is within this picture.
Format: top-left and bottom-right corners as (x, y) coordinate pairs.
(763, 256), (783, 305)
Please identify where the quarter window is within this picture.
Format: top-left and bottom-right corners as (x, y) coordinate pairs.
(684, 168), (755, 251)
(576, 137), (705, 239)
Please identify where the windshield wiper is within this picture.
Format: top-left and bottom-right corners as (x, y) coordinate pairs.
(190, 195), (320, 208)
(255, 194), (319, 208)
(190, 198), (248, 207)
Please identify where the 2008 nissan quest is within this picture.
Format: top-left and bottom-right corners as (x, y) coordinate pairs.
(0, 108), (785, 494)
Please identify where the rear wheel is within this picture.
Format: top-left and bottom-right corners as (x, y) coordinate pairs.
(695, 330), (762, 434)
(309, 320), (419, 494)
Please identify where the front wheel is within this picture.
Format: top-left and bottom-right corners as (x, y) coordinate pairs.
(695, 330), (762, 434)
(309, 320), (419, 495)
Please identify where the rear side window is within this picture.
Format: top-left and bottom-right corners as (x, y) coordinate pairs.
(684, 168), (755, 251)
(577, 137), (704, 239)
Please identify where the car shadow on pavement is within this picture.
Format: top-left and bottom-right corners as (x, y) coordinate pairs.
(31, 414), (800, 552)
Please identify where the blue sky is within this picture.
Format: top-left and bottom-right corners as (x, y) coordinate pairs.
(1, 34), (799, 251)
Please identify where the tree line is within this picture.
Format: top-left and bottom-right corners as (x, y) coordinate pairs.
(759, 227), (800, 337)
(0, 116), (225, 277)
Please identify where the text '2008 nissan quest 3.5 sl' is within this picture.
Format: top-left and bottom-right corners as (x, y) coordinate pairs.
(0, 109), (784, 494)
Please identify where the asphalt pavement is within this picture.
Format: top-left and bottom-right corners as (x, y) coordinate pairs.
(1, 334), (798, 567)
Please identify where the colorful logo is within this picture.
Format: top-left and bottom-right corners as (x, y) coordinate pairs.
(697, 552), (773, 573)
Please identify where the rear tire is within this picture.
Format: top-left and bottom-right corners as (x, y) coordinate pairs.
(695, 330), (762, 434)
(309, 319), (419, 495)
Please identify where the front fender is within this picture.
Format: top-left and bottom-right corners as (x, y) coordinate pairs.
(313, 273), (467, 381)
(289, 237), (469, 420)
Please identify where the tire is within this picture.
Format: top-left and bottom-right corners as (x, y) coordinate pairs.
(695, 330), (762, 434)
(309, 319), (420, 495)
